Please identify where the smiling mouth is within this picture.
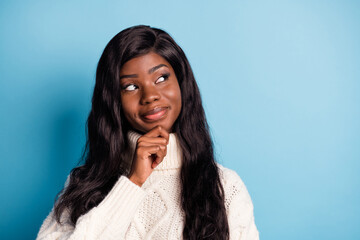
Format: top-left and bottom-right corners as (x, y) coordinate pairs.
(141, 107), (169, 122)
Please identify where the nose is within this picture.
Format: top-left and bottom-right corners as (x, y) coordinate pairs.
(140, 85), (161, 105)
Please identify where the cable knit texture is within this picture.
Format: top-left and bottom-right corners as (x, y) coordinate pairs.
(37, 131), (259, 239)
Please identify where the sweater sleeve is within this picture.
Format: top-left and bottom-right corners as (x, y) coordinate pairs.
(36, 176), (146, 240)
(220, 166), (260, 240)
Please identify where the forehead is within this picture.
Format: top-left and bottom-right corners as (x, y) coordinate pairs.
(120, 52), (172, 74)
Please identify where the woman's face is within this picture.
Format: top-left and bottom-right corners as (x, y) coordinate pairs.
(119, 52), (182, 133)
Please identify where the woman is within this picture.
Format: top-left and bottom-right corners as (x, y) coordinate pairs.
(37, 25), (259, 239)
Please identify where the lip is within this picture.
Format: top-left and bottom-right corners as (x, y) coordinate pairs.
(141, 106), (169, 122)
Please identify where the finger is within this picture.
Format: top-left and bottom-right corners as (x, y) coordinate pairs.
(137, 136), (168, 146)
(137, 141), (167, 149)
(137, 145), (166, 163)
(137, 145), (162, 157)
(138, 144), (167, 162)
(140, 144), (166, 161)
(152, 156), (164, 167)
(153, 144), (166, 163)
(151, 146), (166, 170)
(152, 150), (166, 168)
(144, 126), (170, 143)
(139, 144), (166, 169)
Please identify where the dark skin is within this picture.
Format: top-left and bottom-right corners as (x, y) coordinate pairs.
(119, 52), (182, 186)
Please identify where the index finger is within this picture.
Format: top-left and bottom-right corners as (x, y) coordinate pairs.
(144, 125), (170, 143)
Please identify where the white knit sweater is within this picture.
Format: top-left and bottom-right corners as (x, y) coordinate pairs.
(37, 132), (259, 239)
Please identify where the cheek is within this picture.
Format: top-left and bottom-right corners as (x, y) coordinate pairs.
(166, 85), (182, 113)
(175, 90), (182, 111)
(121, 95), (137, 120)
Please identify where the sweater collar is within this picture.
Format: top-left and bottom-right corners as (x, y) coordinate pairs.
(127, 131), (183, 171)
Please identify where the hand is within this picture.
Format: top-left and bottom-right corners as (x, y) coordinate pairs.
(128, 126), (169, 187)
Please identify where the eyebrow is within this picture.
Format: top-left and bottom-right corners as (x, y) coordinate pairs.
(148, 64), (167, 74)
(119, 64), (168, 80)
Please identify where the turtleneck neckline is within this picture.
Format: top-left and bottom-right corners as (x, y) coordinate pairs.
(127, 131), (182, 171)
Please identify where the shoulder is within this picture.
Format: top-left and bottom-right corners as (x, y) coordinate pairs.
(217, 164), (254, 211)
(217, 164), (259, 239)
(217, 164), (246, 189)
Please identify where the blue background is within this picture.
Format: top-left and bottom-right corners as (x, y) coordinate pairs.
(1, 0), (359, 239)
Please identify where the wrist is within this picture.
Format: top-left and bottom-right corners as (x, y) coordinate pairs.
(128, 174), (143, 187)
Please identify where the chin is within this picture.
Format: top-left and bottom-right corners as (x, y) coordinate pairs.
(142, 123), (173, 133)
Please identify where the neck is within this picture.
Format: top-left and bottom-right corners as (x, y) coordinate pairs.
(127, 130), (182, 171)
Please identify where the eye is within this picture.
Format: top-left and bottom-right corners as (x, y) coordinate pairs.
(122, 84), (138, 91)
(155, 73), (170, 84)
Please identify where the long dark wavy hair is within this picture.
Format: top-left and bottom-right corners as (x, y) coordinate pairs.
(54, 25), (229, 239)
